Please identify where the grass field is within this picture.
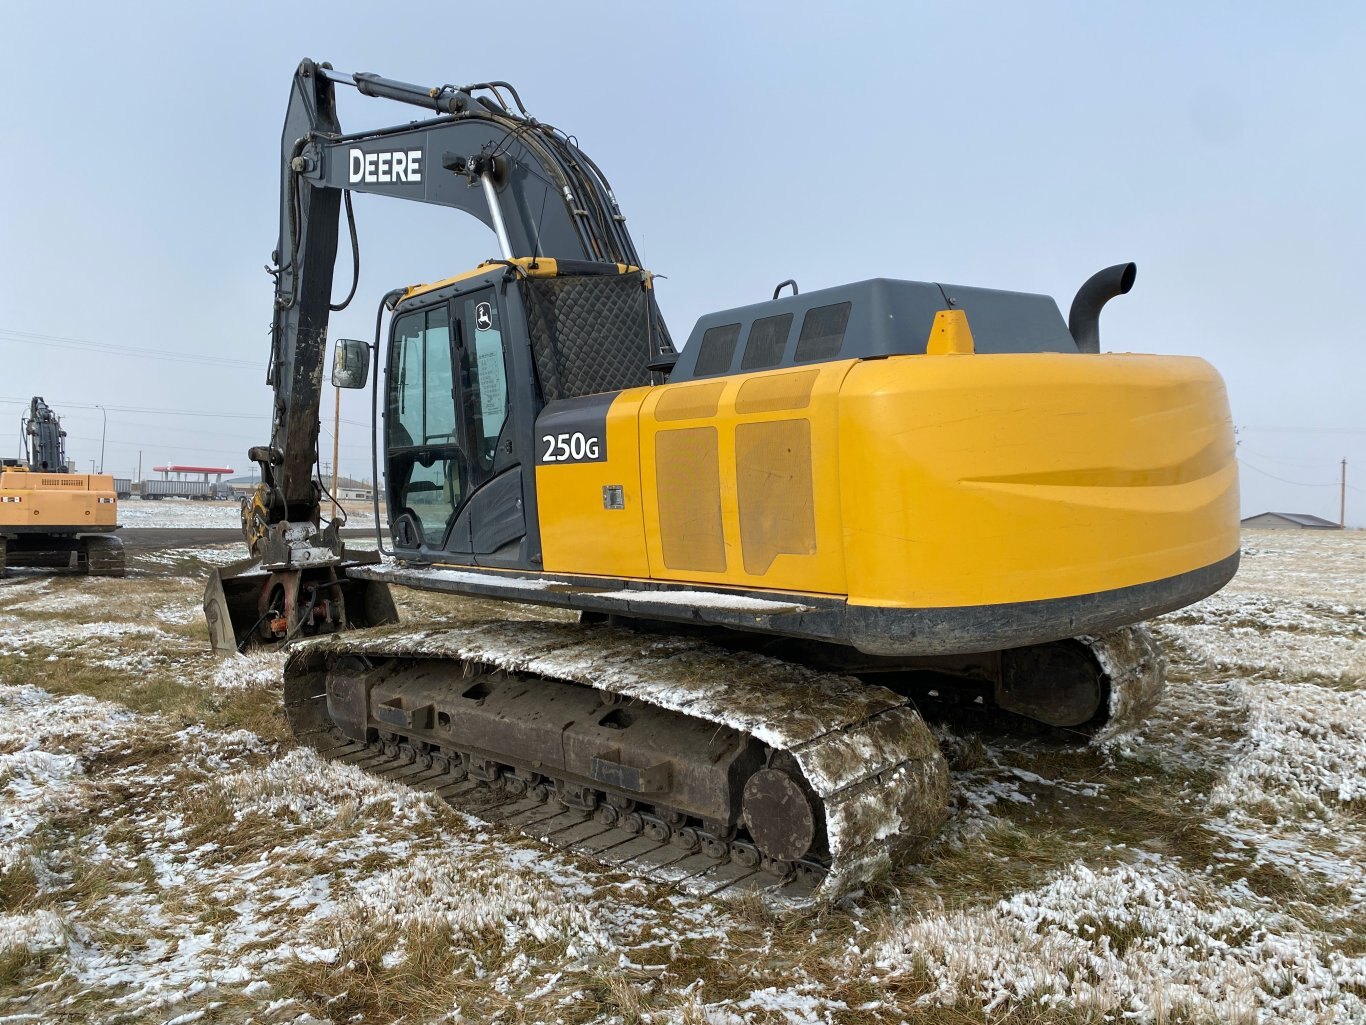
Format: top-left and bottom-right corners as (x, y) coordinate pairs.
(0, 530), (1362, 1023)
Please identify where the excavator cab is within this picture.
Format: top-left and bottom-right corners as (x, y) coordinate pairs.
(206, 257), (660, 652)
(384, 281), (520, 561)
(381, 259), (661, 570)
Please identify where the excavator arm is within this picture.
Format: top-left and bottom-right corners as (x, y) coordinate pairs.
(24, 397), (68, 473)
(253, 59), (669, 549)
(208, 59), (672, 652)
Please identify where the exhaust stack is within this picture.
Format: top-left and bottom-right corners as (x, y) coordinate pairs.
(1068, 262), (1137, 353)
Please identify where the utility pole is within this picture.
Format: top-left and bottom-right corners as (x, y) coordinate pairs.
(331, 385), (341, 520)
(1342, 458), (1348, 529)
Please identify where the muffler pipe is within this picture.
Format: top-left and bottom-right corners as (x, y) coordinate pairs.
(1068, 262), (1136, 353)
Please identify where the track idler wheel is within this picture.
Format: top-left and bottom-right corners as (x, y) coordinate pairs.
(741, 767), (819, 864)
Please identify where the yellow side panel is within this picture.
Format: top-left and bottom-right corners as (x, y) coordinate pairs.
(838, 353), (1239, 609)
(0, 471), (118, 530)
(536, 389), (651, 578)
(639, 363), (852, 594)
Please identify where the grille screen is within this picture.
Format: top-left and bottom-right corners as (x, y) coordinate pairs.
(736, 419), (816, 576)
(794, 302), (851, 362)
(734, 370), (819, 414)
(655, 382), (726, 422)
(741, 313), (793, 371)
(693, 323), (741, 377)
(656, 427), (725, 572)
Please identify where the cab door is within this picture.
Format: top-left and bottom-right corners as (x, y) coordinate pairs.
(385, 302), (471, 557)
(384, 290), (523, 564)
(448, 289), (526, 562)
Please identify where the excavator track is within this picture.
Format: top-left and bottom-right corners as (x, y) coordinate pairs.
(885, 625), (1168, 743)
(82, 535), (126, 577)
(1084, 625), (1166, 738)
(1, 533), (125, 577)
(284, 620), (951, 899)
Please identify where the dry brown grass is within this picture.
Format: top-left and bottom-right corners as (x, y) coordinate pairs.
(0, 946), (56, 990)
(0, 853), (40, 913)
(273, 917), (479, 1024)
(0, 641), (288, 742)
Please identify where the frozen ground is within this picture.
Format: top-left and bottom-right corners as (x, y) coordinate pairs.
(116, 498), (377, 530)
(0, 528), (1362, 1023)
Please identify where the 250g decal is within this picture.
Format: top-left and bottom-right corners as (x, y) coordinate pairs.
(539, 431), (604, 463)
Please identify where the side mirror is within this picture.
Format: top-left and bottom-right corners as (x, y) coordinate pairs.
(331, 338), (370, 389)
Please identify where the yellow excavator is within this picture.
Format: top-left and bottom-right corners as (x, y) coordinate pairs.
(204, 61), (1238, 896)
(0, 397), (124, 577)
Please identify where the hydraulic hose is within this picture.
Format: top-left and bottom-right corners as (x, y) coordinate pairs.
(329, 190), (360, 312)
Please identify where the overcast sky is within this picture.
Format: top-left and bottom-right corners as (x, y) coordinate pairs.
(2, 2), (1363, 524)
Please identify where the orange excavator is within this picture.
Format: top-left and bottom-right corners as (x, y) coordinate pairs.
(1, 397), (123, 577)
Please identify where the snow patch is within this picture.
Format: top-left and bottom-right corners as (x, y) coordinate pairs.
(873, 858), (1366, 1021)
(0, 619), (172, 656)
(0, 910), (66, 953)
(212, 650), (285, 691)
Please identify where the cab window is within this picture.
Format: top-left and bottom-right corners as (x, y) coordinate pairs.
(459, 294), (509, 473)
(387, 305), (461, 545)
(388, 306), (455, 448)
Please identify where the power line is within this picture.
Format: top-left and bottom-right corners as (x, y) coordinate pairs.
(1, 398), (371, 428)
(1235, 445), (1331, 468)
(0, 396), (266, 421)
(1240, 425), (1366, 436)
(0, 326), (259, 369)
(1237, 457), (1339, 488)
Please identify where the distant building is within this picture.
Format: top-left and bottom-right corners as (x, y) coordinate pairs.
(1241, 511), (1343, 530)
(222, 474), (259, 497)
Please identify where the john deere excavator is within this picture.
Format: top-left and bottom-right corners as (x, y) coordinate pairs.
(204, 60), (1239, 896)
(0, 397), (124, 577)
